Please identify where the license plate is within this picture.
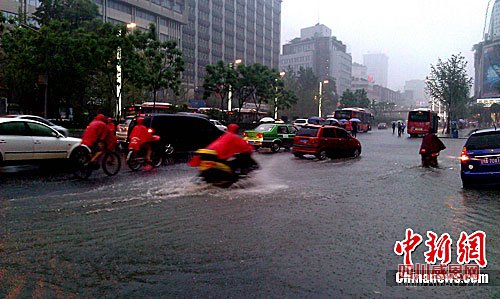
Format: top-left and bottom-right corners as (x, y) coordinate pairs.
(248, 140), (262, 145)
(481, 157), (500, 164)
(299, 138), (309, 143)
(415, 128), (422, 131)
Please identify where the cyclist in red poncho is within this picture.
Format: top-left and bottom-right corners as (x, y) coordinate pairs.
(128, 117), (158, 169)
(81, 114), (117, 164)
(189, 124), (256, 169)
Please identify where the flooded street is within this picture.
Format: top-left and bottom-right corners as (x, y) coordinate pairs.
(1, 130), (499, 297)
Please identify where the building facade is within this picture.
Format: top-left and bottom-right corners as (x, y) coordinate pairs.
(404, 79), (429, 107)
(488, 0), (500, 40)
(182, 0), (282, 94)
(279, 23), (352, 96)
(363, 53), (388, 88)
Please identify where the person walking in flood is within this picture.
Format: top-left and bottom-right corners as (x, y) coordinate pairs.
(351, 121), (358, 138)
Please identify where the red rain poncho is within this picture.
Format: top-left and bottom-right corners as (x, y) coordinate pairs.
(419, 133), (446, 155)
(188, 124), (254, 166)
(128, 118), (156, 151)
(81, 114), (117, 151)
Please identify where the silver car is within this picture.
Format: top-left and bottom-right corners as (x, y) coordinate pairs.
(5, 115), (70, 137)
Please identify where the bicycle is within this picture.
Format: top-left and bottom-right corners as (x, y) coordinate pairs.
(72, 145), (121, 179)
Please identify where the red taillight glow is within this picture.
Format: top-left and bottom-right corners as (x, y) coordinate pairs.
(256, 133), (263, 139)
(242, 132), (248, 137)
(459, 147), (469, 163)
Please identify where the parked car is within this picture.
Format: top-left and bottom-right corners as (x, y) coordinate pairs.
(128, 113), (223, 154)
(292, 125), (361, 160)
(460, 128), (500, 188)
(243, 123), (297, 152)
(116, 118), (133, 145)
(377, 122), (387, 129)
(0, 118), (82, 165)
(4, 115), (69, 137)
(210, 119), (227, 131)
(293, 118), (308, 127)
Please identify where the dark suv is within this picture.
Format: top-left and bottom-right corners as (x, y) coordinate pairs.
(460, 128), (500, 188)
(292, 125), (361, 160)
(128, 114), (223, 154)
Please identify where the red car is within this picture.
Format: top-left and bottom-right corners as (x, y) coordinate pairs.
(292, 125), (361, 160)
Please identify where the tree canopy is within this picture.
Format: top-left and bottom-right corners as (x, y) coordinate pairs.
(425, 53), (473, 133)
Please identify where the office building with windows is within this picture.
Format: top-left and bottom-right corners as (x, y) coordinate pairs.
(363, 53), (388, 88)
(182, 0), (282, 93)
(279, 24), (352, 96)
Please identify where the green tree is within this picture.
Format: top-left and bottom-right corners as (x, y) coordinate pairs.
(33, 0), (98, 27)
(425, 53), (473, 134)
(339, 89), (370, 109)
(203, 60), (238, 110)
(282, 67), (319, 118)
(135, 24), (184, 107)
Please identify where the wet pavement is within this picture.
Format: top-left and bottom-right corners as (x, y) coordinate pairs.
(0, 130), (499, 297)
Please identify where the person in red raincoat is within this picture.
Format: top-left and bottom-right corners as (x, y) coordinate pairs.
(107, 117), (116, 133)
(189, 124), (256, 170)
(81, 114), (117, 163)
(419, 132), (446, 167)
(128, 117), (157, 169)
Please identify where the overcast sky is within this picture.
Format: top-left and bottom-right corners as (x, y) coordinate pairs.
(281, 0), (489, 90)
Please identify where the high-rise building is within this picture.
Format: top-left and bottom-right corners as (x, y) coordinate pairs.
(182, 0), (282, 94)
(404, 79), (429, 107)
(488, 0), (500, 40)
(363, 53), (388, 88)
(279, 24), (352, 96)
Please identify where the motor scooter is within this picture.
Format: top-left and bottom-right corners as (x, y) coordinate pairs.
(194, 149), (259, 188)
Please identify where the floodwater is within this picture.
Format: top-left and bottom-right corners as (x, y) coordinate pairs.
(0, 130), (498, 297)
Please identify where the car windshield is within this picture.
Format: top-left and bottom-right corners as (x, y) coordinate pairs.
(254, 124), (274, 132)
(297, 127), (319, 137)
(466, 132), (500, 150)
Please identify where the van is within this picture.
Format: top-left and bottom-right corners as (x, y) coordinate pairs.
(129, 114), (223, 154)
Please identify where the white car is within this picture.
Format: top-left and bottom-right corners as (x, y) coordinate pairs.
(0, 118), (82, 164)
(210, 119), (227, 131)
(293, 118), (308, 127)
(5, 115), (70, 137)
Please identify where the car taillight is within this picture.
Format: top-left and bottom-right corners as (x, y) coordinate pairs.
(256, 133), (263, 138)
(459, 147), (469, 164)
(310, 138), (318, 145)
(148, 128), (154, 134)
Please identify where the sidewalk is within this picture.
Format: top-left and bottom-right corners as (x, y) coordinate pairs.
(437, 128), (478, 139)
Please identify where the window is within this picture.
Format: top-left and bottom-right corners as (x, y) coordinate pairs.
(322, 128), (335, 138)
(335, 128), (349, 139)
(26, 122), (57, 137)
(0, 122), (29, 136)
(278, 126), (288, 134)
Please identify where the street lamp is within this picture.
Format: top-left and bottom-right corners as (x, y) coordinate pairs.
(227, 59), (242, 112)
(274, 71), (286, 119)
(318, 79), (329, 117)
(116, 22), (136, 119)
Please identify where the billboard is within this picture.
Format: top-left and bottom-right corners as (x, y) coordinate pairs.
(482, 43), (500, 98)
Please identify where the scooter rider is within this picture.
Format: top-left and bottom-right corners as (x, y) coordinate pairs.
(189, 123), (257, 171)
(419, 131), (446, 167)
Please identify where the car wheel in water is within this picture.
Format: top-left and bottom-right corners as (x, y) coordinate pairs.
(352, 148), (361, 158)
(102, 152), (121, 176)
(271, 142), (281, 153)
(317, 150), (327, 160)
